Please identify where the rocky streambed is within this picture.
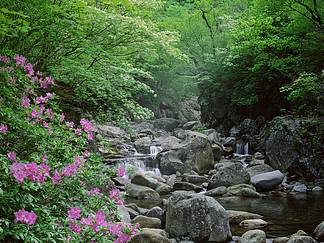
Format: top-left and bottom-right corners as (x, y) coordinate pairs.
(95, 117), (324, 243)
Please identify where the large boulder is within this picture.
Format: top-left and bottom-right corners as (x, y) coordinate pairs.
(314, 221), (324, 241)
(131, 173), (159, 190)
(173, 181), (203, 192)
(227, 210), (263, 224)
(96, 124), (126, 138)
(152, 118), (181, 132)
(158, 131), (214, 175)
(166, 191), (231, 242)
(287, 236), (316, 243)
(177, 96), (201, 122)
(131, 215), (161, 229)
(156, 136), (182, 151)
(208, 162), (250, 189)
(247, 164), (274, 177)
(134, 137), (152, 154)
(241, 229), (266, 243)
(251, 170), (284, 191)
(239, 219), (268, 229)
(239, 118), (258, 136)
(131, 228), (171, 243)
(125, 184), (160, 200)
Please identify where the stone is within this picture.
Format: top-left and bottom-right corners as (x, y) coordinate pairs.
(205, 186), (228, 197)
(134, 137), (152, 154)
(173, 181), (203, 192)
(254, 152), (265, 160)
(208, 162), (250, 189)
(292, 183), (308, 193)
(227, 184), (256, 195)
(247, 164), (274, 177)
(131, 215), (161, 229)
(249, 159), (266, 166)
(125, 184), (160, 200)
(155, 183), (172, 195)
(130, 228), (171, 243)
(287, 236), (316, 243)
(125, 207), (139, 219)
(165, 191), (231, 242)
(158, 136), (182, 150)
(131, 173), (159, 190)
(241, 229), (266, 243)
(182, 174), (208, 185)
(96, 124), (126, 138)
(182, 121), (200, 130)
(239, 219), (268, 229)
(251, 170), (284, 191)
(239, 118), (258, 135)
(238, 188), (262, 198)
(312, 186), (323, 192)
(212, 143), (224, 161)
(273, 237), (290, 243)
(227, 210), (263, 224)
(117, 205), (131, 223)
(152, 118), (181, 132)
(146, 207), (164, 222)
(112, 177), (130, 186)
(314, 221), (324, 241)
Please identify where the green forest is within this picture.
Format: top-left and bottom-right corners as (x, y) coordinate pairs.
(0, 0), (323, 242)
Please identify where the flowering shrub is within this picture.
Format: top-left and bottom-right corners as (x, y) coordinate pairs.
(0, 55), (139, 242)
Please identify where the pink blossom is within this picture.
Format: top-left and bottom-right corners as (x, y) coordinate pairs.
(14, 54), (27, 67)
(45, 92), (53, 99)
(43, 121), (49, 128)
(87, 133), (94, 140)
(0, 124), (8, 133)
(80, 118), (95, 133)
(68, 207), (81, 220)
(69, 222), (81, 233)
(82, 150), (90, 159)
(14, 209), (37, 225)
(31, 108), (39, 118)
(74, 128), (82, 136)
(116, 199), (124, 205)
(24, 63), (34, 76)
(52, 170), (61, 184)
(39, 104), (45, 114)
(66, 121), (74, 128)
(40, 76), (54, 89)
(118, 167), (126, 177)
(95, 210), (107, 227)
(35, 96), (46, 104)
(60, 112), (65, 122)
(10, 161), (51, 183)
(109, 189), (120, 199)
(87, 187), (100, 196)
(7, 151), (17, 161)
(21, 96), (30, 107)
(80, 215), (94, 226)
(0, 55), (10, 63)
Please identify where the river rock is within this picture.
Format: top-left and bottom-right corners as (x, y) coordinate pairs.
(125, 207), (139, 219)
(287, 236), (316, 243)
(239, 118), (258, 135)
(132, 215), (161, 229)
(239, 219), (268, 229)
(212, 143), (224, 161)
(96, 124), (126, 138)
(155, 183), (172, 195)
(254, 152), (265, 160)
(166, 191), (231, 242)
(292, 183), (308, 193)
(314, 221), (324, 241)
(208, 162), (250, 189)
(312, 186), (323, 192)
(125, 184), (160, 200)
(251, 170), (284, 191)
(152, 118), (181, 132)
(131, 173), (159, 189)
(273, 237), (290, 243)
(134, 137), (152, 154)
(146, 206), (164, 222)
(247, 164), (274, 177)
(182, 174), (208, 185)
(241, 229), (266, 243)
(227, 210), (263, 224)
(173, 181), (203, 192)
(130, 228), (170, 243)
(238, 188), (262, 198)
(158, 136), (182, 150)
(183, 121), (200, 130)
(249, 159), (266, 166)
(227, 184), (256, 195)
(205, 186), (228, 197)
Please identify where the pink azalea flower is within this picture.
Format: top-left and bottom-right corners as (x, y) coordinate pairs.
(24, 63), (34, 76)
(43, 121), (49, 128)
(69, 222), (81, 233)
(82, 150), (90, 159)
(87, 187), (101, 196)
(95, 210), (107, 227)
(60, 112), (65, 122)
(87, 133), (94, 140)
(7, 151), (17, 161)
(118, 167), (126, 177)
(0, 55), (10, 63)
(80, 215), (94, 226)
(14, 54), (27, 67)
(68, 207), (81, 220)
(52, 170), (61, 184)
(21, 96), (30, 107)
(31, 108), (39, 118)
(74, 128), (82, 136)
(80, 118), (95, 133)
(66, 121), (74, 128)
(109, 189), (120, 199)
(0, 124), (8, 133)
(14, 209), (37, 225)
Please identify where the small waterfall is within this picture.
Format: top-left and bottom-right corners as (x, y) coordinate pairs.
(149, 145), (163, 158)
(236, 143), (249, 155)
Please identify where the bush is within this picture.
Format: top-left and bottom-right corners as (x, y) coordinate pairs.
(0, 55), (138, 242)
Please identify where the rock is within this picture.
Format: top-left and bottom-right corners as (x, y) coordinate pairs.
(314, 221), (324, 241)
(254, 152), (265, 160)
(212, 143), (224, 161)
(96, 124), (126, 138)
(227, 210), (263, 224)
(173, 181), (203, 192)
(125, 207), (139, 219)
(227, 184), (256, 195)
(241, 229), (266, 243)
(249, 159), (266, 166)
(131, 173), (159, 190)
(239, 219), (268, 229)
(183, 121), (200, 130)
(205, 186), (228, 197)
(131, 215), (161, 229)
(134, 137), (152, 154)
(230, 126), (240, 137)
(312, 186), (323, 192)
(125, 203), (141, 213)
(166, 174), (177, 187)
(273, 237), (290, 243)
(177, 96), (201, 122)
(152, 118), (181, 132)
(223, 137), (236, 147)
(131, 228), (171, 243)
(239, 118), (258, 135)
(287, 236), (316, 243)
(247, 164), (274, 177)
(158, 136), (182, 150)
(125, 184), (160, 200)
(113, 177), (130, 186)
(166, 191), (231, 242)
(182, 174), (208, 185)
(146, 206), (164, 222)
(155, 183), (172, 195)
(251, 170), (284, 191)
(292, 183), (308, 193)
(238, 188), (262, 198)
(207, 131), (222, 144)
(159, 151), (187, 175)
(117, 205), (131, 223)
(131, 121), (154, 133)
(208, 163), (250, 189)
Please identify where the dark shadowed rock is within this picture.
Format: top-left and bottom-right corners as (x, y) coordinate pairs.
(131, 215), (161, 228)
(314, 221), (324, 241)
(134, 137), (152, 154)
(152, 118), (181, 132)
(173, 181), (203, 192)
(251, 170), (284, 191)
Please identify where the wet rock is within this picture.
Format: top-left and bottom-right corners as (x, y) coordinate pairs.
(155, 183), (172, 195)
(273, 237), (290, 243)
(152, 118), (181, 132)
(223, 137), (236, 147)
(131, 173), (159, 190)
(173, 181), (203, 192)
(166, 174), (177, 187)
(292, 183), (308, 193)
(131, 215), (161, 229)
(182, 174), (208, 185)
(238, 188), (262, 198)
(247, 164), (274, 177)
(312, 186), (323, 192)
(146, 206), (164, 222)
(205, 186), (228, 197)
(131, 121), (154, 133)
(131, 228), (170, 243)
(125, 184), (160, 200)
(208, 162), (250, 189)
(287, 235), (316, 243)
(158, 136), (182, 150)
(241, 229), (266, 243)
(227, 184), (256, 195)
(314, 221), (324, 241)
(239, 219), (268, 229)
(227, 210), (263, 224)
(251, 170), (284, 191)
(134, 137), (152, 154)
(206, 131), (222, 144)
(112, 177), (130, 186)
(166, 191), (231, 242)
(212, 143), (224, 161)
(239, 118), (258, 135)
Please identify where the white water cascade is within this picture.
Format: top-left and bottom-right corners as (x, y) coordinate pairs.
(149, 145), (163, 158)
(236, 143), (249, 155)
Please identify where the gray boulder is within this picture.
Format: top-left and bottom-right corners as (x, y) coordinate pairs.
(227, 210), (263, 224)
(166, 191), (231, 242)
(241, 229), (266, 243)
(96, 124), (126, 138)
(208, 162), (250, 189)
(287, 236), (316, 243)
(152, 118), (181, 132)
(247, 164), (274, 177)
(239, 219), (268, 229)
(146, 206), (164, 222)
(131, 173), (159, 189)
(314, 221), (324, 241)
(134, 137), (152, 154)
(173, 181), (203, 192)
(251, 170), (284, 191)
(205, 186), (228, 197)
(183, 121), (200, 130)
(131, 228), (171, 243)
(125, 184), (160, 200)
(182, 174), (208, 185)
(292, 183), (308, 193)
(131, 215), (161, 229)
